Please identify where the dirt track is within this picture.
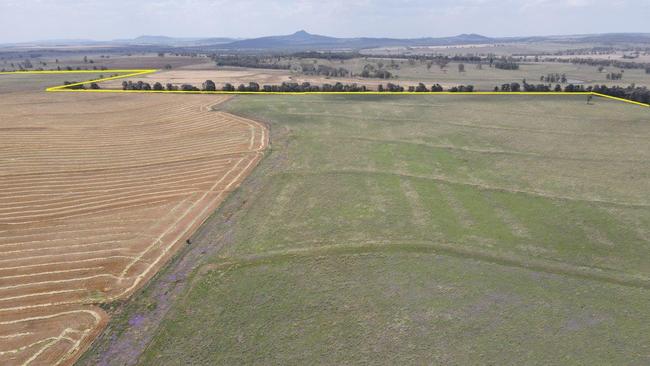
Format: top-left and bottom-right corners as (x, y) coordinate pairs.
(0, 90), (267, 365)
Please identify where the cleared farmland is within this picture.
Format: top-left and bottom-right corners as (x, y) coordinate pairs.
(0, 75), (267, 365)
(98, 58), (650, 91)
(110, 94), (650, 365)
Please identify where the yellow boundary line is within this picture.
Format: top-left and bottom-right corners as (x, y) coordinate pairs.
(0, 69), (648, 107)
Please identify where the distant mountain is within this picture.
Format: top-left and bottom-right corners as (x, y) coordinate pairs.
(34, 38), (99, 44)
(0, 35), (241, 48)
(213, 31), (650, 50)
(0, 39), (104, 47)
(218, 30), (495, 50)
(130, 35), (183, 44)
(3, 31), (650, 50)
(559, 33), (650, 44)
(115, 35), (239, 46)
(221, 30), (343, 49)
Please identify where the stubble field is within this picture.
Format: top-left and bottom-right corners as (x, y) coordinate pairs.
(0, 75), (267, 365)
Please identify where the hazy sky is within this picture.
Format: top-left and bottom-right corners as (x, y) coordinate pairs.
(1, 0), (649, 43)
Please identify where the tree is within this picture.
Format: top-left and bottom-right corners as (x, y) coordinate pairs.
(458, 63), (465, 73)
(64, 81), (84, 90)
(130, 81), (152, 90)
(89, 83), (100, 89)
(606, 72), (623, 80)
(386, 83), (404, 92)
(153, 82), (164, 91)
(436, 59), (449, 72)
(449, 85), (473, 92)
(181, 84), (199, 91)
(202, 80), (216, 91)
(591, 85), (650, 104)
(415, 83), (428, 92)
(494, 60), (519, 70)
(222, 83), (235, 91)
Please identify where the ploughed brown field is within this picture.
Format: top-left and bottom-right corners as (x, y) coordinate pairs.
(0, 80), (267, 365)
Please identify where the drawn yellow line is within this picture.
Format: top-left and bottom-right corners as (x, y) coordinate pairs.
(47, 69), (156, 91)
(591, 92), (650, 107)
(0, 70), (648, 107)
(0, 69), (156, 91)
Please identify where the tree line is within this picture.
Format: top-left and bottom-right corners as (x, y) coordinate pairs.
(494, 60), (520, 70)
(496, 82), (566, 92)
(1, 64), (109, 72)
(290, 51), (358, 60)
(540, 73), (568, 83)
(360, 64), (392, 79)
(591, 85), (650, 104)
(301, 64), (350, 77)
(116, 80), (474, 93)
(211, 55), (290, 70)
(606, 72), (624, 80)
(108, 79), (649, 105)
(544, 57), (650, 71)
(494, 81), (649, 104)
(63, 81), (100, 90)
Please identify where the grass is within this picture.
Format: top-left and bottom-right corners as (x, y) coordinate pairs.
(134, 94), (650, 365)
(140, 251), (650, 365)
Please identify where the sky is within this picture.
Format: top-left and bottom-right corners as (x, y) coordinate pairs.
(1, 0), (649, 43)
